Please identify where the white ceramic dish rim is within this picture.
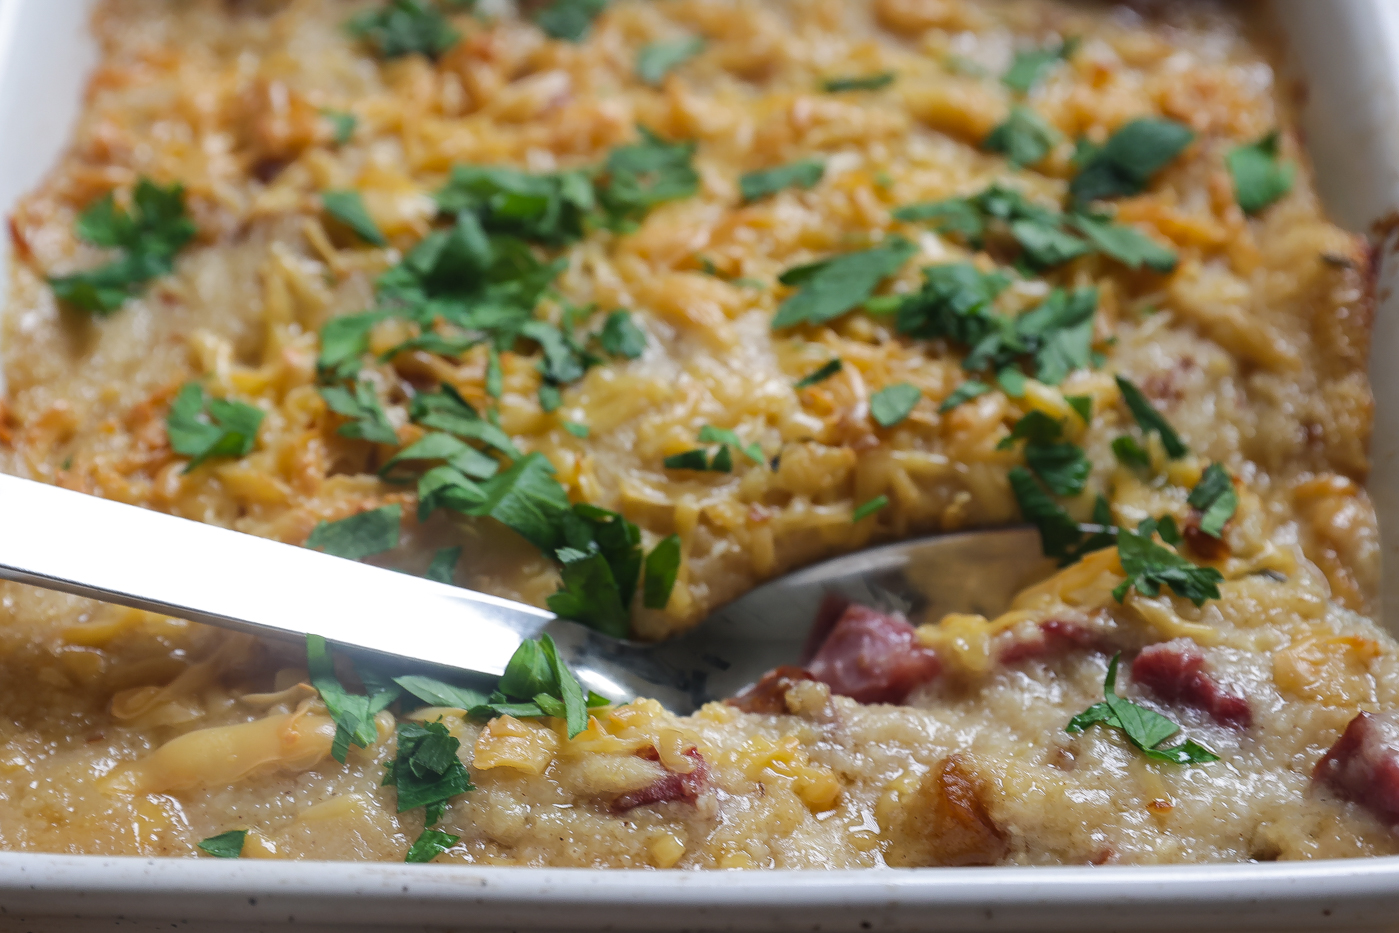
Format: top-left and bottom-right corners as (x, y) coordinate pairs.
(4, 1), (1399, 929)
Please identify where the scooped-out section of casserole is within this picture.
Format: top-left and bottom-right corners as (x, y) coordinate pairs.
(0, 0), (1393, 867)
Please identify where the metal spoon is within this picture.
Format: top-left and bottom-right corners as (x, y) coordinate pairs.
(0, 474), (1055, 713)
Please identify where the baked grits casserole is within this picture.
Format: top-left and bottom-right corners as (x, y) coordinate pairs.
(0, 0), (1392, 868)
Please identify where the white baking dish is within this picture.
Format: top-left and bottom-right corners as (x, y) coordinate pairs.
(3, 1), (1399, 930)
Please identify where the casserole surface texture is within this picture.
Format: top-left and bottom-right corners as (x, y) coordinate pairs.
(0, 0), (1393, 868)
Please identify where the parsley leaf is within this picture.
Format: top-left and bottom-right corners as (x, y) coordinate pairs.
(534, 0), (607, 41)
(1070, 118), (1195, 203)
(410, 386), (521, 458)
(795, 358), (842, 388)
(318, 312), (385, 381)
(637, 36), (704, 85)
(563, 421), (590, 438)
(821, 72), (895, 92)
(740, 159), (825, 202)
(381, 432), (498, 482)
(1066, 394), (1093, 423)
(939, 380), (991, 412)
(892, 197), (986, 240)
(1067, 653), (1220, 765)
(547, 505), (643, 637)
(998, 411), (1090, 497)
(434, 164), (595, 246)
(1002, 37), (1078, 93)
(383, 719), (473, 813)
(1112, 435), (1151, 469)
(642, 534), (682, 610)
(394, 674), (488, 710)
(346, 0), (460, 60)
(1010, 467), (1114, 564)
(772, 236), (916, 329)
(307, 634), (403, 763)
(1115, 375), (1187, 459)
(323, 190), (387, 247)
(1021, 287), (1097, 384)
(425, 546), (461, 584)
(466, 452), (572, 552)
(597, 127), (699, 228)
(1069, 213), (1177, 273)
(320, 380), (399, 445)
(870, 383), (922, 427)
(1227, 131), (1294, 214)
(405, 828), (460, 863)
(663, 447), (732, 472)
(196, 831), (246, 858)
(698, 425), (762, 463)
(1112, 522), (1224, 606)
(1187, 463), (1238, 538)
(475, 635), (591, 737)
(322, 109), (357, 146)
(598, 310), (647, 358)
(983, 106), (1059, 167)
(49, 178), (197, 314)
(166, 383), (264, 472)
(852, 495), (889, 522)
(306, 505), (402, 561)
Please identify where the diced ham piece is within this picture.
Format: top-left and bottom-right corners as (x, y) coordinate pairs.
(1130, 640), (1252, 729)
(727, 666), (817, 714)
(612, 749), (709, 813)
(1314, 711), (1399, 824)
(807, 604), (941, 704)
(1309, 710), (1399, 822)
(998, 620), (1105, 664)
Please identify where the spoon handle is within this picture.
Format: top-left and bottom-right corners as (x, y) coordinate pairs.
(0, 473), (552, 676)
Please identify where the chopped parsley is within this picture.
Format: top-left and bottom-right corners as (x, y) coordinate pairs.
(434, 164), (595, 246)
(49, 178), (197, 314)
(196, 830), (246, 859)
(380, 432), (498, 482)
(870, 383), (922, 427)
(852, 494), (889, 522)
(821, 72), (896, 92)
(642, 534), (682, 610)
(1112, 435), (1151, 469)
(637, 36), (704, 85)
(405, 828), (460, 863)
(322, 109), (357, 146)
(772, 236), (917, 329)
(1069, 213), (1177, 273)
(1010, 466), (1115, 564)
(795, 358), (843, 389)
(664, 447), (732, 473)
(740, 159), (825, 202)
(322, 190), (387, 247)
(1070, 118), (1195, 204)
(546, 505), (645, 638)
(425, 546), (461, 584)
(997, 411), (1089, 496)
(1066, 394), (1092, 423)
(1002, 37), (1079, 93)
(306, 504), (402, 561)
(393, 674), (488, 710)
(596, 127), (699, 229)
(166, 383), (264, 473)
(1227, 131), (1294, 214)
(1112, 518), (1224, 606)
(1115, 375), (1187, 459)
(383, 718), (473, 817)
(563, 421), (590, 438)
(697, 425), (763, 463)
(1067, 653), (1220, 765)
(320, 379), (399, 445)
(983, 106), (1059, 167)
(346, 0), (460, 60)
(1188, 463), (1238, 538)
(534, 0), (607, 41)
(938, 379), (991, 412)
(307, 634), (403, 763)
(468, 634), (591, 737)
(598, 310), (647, 359)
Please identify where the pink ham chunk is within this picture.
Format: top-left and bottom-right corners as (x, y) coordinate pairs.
(999, 620), (1106, 664)
(1130, 640), (1252, 728)
(1314, 712), (1399, 824)
(807, 604), (942, 704)
(612, 749), (709, 813)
